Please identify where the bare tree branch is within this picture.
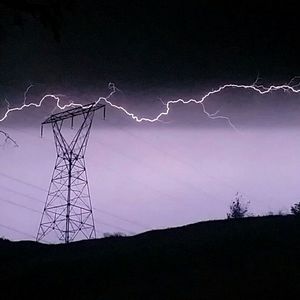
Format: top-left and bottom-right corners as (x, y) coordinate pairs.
(0, 130), (18, 147)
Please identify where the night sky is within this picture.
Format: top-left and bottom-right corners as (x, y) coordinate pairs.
(1, 1), (300, 241)
(1, 1), (299, 89)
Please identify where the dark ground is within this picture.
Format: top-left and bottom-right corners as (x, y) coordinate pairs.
(1, 215), (300, 299)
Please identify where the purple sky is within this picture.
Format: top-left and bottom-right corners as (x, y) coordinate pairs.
(1, 2), (300, 244)
(1, 87), (300, 242)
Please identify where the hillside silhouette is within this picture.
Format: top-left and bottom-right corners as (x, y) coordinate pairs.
(1, 215), (300, 299)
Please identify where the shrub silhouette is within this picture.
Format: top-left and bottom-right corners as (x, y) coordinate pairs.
(227, 193), (249, 219)
(103, 232), (127, 238)
(290, 202), (300, 216)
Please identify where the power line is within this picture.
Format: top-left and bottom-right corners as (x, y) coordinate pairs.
(93, 207), (151, 230)
(0, 222), (35, 239)
(0, 184), (44, 203)
(106, 124), (229, 202)
(119, 125), (238, 192)
(0, 196), (41, 214)
(0, 198), (114, 241)
(0, 171), (150, 231)
(0, 171), (47, 192)
(0, 194), (135, 236)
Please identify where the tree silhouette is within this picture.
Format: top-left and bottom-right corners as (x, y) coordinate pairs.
(227, 192), (249, 219)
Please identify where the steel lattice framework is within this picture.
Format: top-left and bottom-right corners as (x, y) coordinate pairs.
(37, 102), (106, 243)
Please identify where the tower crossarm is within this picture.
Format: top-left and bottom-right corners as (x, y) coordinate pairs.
(42, 102), (105, 124)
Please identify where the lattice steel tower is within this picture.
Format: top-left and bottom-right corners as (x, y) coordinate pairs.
(37, 102), (106, 243)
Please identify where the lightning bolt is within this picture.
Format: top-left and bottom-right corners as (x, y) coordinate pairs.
(1, 79), (300, 131)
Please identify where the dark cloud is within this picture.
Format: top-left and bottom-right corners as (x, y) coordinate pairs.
(0, 1), (299, 92)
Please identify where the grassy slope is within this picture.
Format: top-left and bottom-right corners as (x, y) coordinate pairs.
(1, 215), (300, 299)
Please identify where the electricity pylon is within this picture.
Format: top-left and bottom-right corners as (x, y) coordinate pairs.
(37, 102), (105, 243)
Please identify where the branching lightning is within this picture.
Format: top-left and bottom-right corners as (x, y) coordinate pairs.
(1, 79), (300, 133)
(102, 81), (300, 131)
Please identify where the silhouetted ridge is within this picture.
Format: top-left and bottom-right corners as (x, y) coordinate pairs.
(1, 215), (299, 300)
